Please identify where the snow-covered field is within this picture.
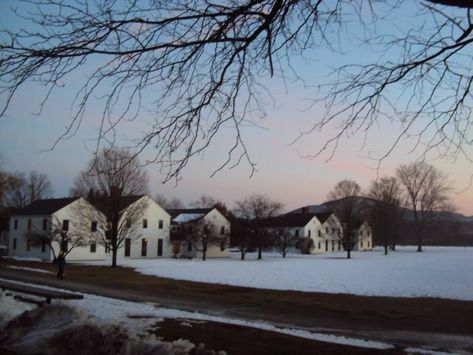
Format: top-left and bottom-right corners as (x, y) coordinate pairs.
(82, 246), (473, 300)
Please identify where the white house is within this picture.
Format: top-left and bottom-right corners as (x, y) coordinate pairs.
(168, 207), (230, 258)
(8, 197), (106, 261)
(94, 195), (172, 259)
(265, 212), (343, 254)
(353, 220), (373, 251)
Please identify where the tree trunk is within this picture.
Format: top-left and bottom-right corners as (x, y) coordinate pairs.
(384, 242), (388, 255)
(112, 249), (117, 267)
(241, 251), (245, 260)
(283, 250), (286, 258)
(347, 248), (351, 259)
(391, 243), (396, 251)
(417, 243), (423, 252)
(257, 246), (262, 260)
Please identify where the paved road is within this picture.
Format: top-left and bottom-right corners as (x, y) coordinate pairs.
(1, 264), (472, 353)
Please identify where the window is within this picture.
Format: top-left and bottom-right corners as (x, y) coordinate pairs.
(308, 230), (311, 237)
(318, 230), (321, 237)
(326, 227), (329, 233)
(105, 243), (110, 253)
(91, 221), (97, 232)
(62, 220), (69, 231)
(338, 241), (341, 251)
(318, 242), (321, 249)
(142, 219), (148, 228)
(126, 219), (132, 228)
(90, 242), (96, 253)
(14, 219), (18, 230)
(141, 238), (148, 256)
(41, 241), (46, 253)
(360, 241), (364, 248)
(27, 219), (32, 230)
(43, 219), (48, 230)
(332, 228), (335, 234)
(331, 240), (335, 251)
(325, 240), (328, 251)
(368, 241), (370, 248)
(187, 243), (192, 252)
(124, 238), (131, 257)
(13, 238), (16, 250)
(220, 226), (225, 235)
(157, 239), (163, 256)
(295, 229), (299, 237)
(220, 241), (225, 251)
(158, 220), (164, 229)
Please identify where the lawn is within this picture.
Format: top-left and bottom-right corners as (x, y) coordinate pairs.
(81, 246), (472, 300)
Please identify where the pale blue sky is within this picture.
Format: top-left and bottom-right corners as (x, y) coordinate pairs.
(1, 1), (472, 215)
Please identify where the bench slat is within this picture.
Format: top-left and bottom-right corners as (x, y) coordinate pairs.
(0, 280), (83, 300)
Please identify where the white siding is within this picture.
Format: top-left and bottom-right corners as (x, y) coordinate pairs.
(119, 196), (172, 259)
(180, 208), (231, 259)
(8, 198), (106, 261)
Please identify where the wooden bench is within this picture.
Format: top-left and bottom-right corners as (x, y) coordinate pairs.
(0, 279), (83, 304)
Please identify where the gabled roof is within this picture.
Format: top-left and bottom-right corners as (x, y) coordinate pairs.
(264, 214), (317, 228)
(14, 197), (80, 216)
(314, 212), (333, 225)
(167, 208), (213, 219)
(167, 208), (213, 225)
(266, 212), (334, 228)
(91, 195), (145, 215)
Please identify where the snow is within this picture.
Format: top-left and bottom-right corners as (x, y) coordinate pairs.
(2, 279), (469, 353)
(82, 246), (473, 300)
(7, 265), (53, 274)
(0, 279), (395, 350)
(172, 213), (204, 223)
(2, 256), (44, 262)
(0, 289), (35, 324)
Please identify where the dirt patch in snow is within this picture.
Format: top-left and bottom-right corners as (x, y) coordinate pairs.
(151, 318), (404, 355)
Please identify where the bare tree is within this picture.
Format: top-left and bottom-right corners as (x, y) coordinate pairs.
(306, 2), (473, 168)
(274, 229), (298, 258)
(396, 161), (452, 252)
(155, 193), (185, 209)
(189, 195), (219, 208)
(2, 1), (470, 180)
(230, 218), (254, 260)
(327, 180), (362, 259)
(27, 199), (106, 261)
(4, 171), (53, 208)
(71, 148), (148, 267)
(368, 177), (403, 255)
(234, 194), (283, 260)
(185, 218), (228, 261)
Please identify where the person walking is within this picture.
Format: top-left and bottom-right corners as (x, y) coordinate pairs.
(56, 255), (66, 280)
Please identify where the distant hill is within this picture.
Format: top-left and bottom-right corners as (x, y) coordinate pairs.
(285, 196), (473, 246)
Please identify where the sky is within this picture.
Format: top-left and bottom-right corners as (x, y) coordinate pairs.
(1, 1), (472, 215)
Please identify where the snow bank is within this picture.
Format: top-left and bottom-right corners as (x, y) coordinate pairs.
(0, 302), (195, 355)
(7, 265), (53, 274)
(82, 246), (473, 300)
(0, 290), (35, 324)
